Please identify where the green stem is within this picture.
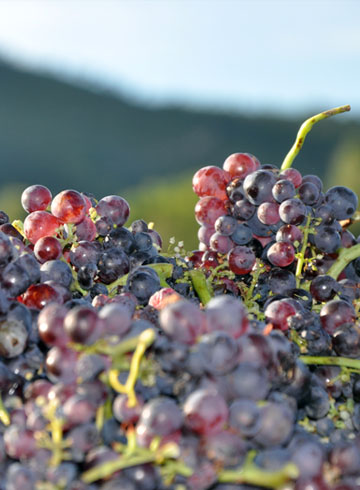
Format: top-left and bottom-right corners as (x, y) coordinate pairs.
(108, 329), (156, 407)
(218, 462), (298, 488)
(326, 243), (360, 279)
(82, 453), (158, 483)
(188, 269), (214, 305)
(300, 355), (360, 371)
(281, 105), (350, 170)
(82, 442), (181, 483)
(295, 213), (312, 287)
(0, 394), (11, 426)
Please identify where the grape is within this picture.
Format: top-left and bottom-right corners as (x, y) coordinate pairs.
(243, 169), (277, 205)
(223, 152), (260, 179)
(229, 398), (261, 437)
(257, 201), (280, 225)
(95, 195), (130, 226)
(272, 179), (295, 203)
(184, 389), (228, 435)
(325, 185), (358, 220)
(192, 166), (230, 200)
(214, 215), (237, 236)
(22, 283), (62, 309)
(51, 189), (87, 224)
(45, 346), (78, 383)
(298, 181), (320, 205)
(74, 216), (97, 242)
(126, 267), (161, 304)
(194, 196), (228, 227)
(231, 198), (256, 220)
(64, 305), (101, 344)
(320, 300), (356, 335)
(310, 275), (338, 302)
(159, 299), (206, 344)
(267, 241), (295, 267)
(21, 185), (52, 213)
(205, 295), (248, 338)
(138, 397), (183, 437)
(230, 222), (253, 245)
(40, 259), (73, 288)
(253, 401), (294, 447)
(97, 247), (130, 283)
(313, 225), (341, 254)
(0, 231), (15, 266)
(279, 198), (307, 225)
(197, 331), (239, 375)
(265, 299), (297, 331)
(279, 168), (302, 187)
(33, 236), (62, 263)
(228, 245), (255, 275)
(23, 211), (60, 244)
(209, 232), (234, 254)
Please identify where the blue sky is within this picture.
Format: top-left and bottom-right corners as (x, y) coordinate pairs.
(0, 0), (359, 117)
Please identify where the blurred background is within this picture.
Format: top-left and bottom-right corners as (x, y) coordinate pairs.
(0, 0), (359, 249)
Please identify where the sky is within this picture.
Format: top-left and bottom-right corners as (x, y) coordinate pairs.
(0, 0), (359, 117)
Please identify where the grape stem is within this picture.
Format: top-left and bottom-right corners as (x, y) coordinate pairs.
(326, 243), (360, 279)
(0, 394), (11, 426)
(218, 461), (298, 488)
(188, 269), (214, 305)
(108, 328), (156, 407)
(299, 355), (360, 371)
(295, 213), (312, 287)
(280, 105), (351, 170)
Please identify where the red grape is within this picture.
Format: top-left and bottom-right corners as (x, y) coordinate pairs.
(24, 211), (60, 244)
(51, 189), (86, 224)
(21, 185), (52, 213)
(192, 166), (230, 200)
(223, 153), (260, 179)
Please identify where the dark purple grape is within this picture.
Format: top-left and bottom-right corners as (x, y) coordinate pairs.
(298, 181), (320, 205)
(229, 398), (261, 437)
(320, 300), (356, 335)
(126, 266), (161, 305)
(197, 331), (239, 375)
(159, 299), (206, 344)
(40, 259), (73, 288)
(231, 223), (253, 245)
(325, 186), (358, 220)
(184, 389), (228, 435)
(97, 247), (130, 284)
(313, 225), (341, 254)
(310, 275), (339, 302)
(243, 170), (277, 205)
(64, 305), (101, 344)
(302, 174), (323, 191)
(70, 241), (99, 268)
(0, 261), (31, 297)
(268, 268), (296, 295)
(224, 362), (270, 401)
(231, 198), (256, 220)
(138, 396), (183, 437)
(253, 401), (294, 448)
(279, 198), (307, 225)
(104, 227), (135, 254)
(272, 179), (295, 203)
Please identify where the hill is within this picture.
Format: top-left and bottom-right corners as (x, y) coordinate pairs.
(0, 58), (359, 248)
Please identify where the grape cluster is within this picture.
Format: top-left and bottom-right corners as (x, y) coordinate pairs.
(1, 106), (360, 489)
